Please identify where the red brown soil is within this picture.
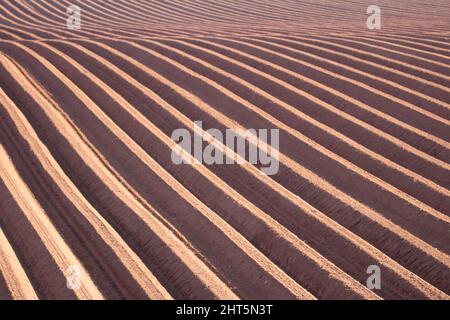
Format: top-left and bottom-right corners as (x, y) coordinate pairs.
(0, 0), (448, 300)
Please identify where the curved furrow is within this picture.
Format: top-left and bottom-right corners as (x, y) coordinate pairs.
(126, 0), (203, 24)
(45, 39), (392, 300)
(0, 224), (38, 300)
(65, 0), (207, 27)
(0, 26), (23, 40)
(0, 1), (118, 40)
(116, 0), (245, 25)
(327, 34), (450, 62)
(134, 38), (450, 214)
(203, 37), (450, 144)
(359, 35), (450, 56)
(0, 21), (59, 41)
(0, 58), (176, 300)
(1, 0), (448, 301)
(268, 33), (450, 97)
(22, 40), (319, 300)
(177, 0), (289, 22)
(0, 93), (104, 300)
(0, 3), (63, 39)
(242, 36), (450, 124)
(116, 38), (450, 227)
(32, 0), (159, 38)
(3, 0), (72, 33)
(31, 0), (173, 39)
(49, 0), (161, 31)
(1, 0), (106, 39)
(0, 46), (238, 300)
(368, 34), (450, 50)
(114, 39), (450, 264)
(67, 39), (449, 297)
(334, 35), (450, 69)
(51, 0), (221, 38)
(80, 0), (176, 27)
(161, 39), (450, 184)
(126, 0), (228, 24)
(272, 32), (448, 80)
(220, 0), (308, 18)
(286, 35), (450, 94)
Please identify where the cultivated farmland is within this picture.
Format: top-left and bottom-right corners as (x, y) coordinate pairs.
(0, 0), (449, 300)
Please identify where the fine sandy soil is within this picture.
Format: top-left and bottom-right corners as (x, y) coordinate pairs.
(0, 0), (449, 300)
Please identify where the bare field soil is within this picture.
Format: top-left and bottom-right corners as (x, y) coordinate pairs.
(0, 0), (449, 300)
